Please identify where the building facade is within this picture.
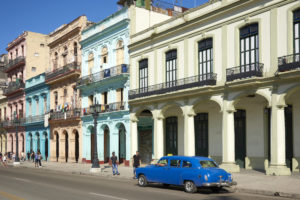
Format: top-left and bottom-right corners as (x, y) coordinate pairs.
(25, 73), (50, 160)
(129, 0), (300, 175)
(0, 54), (8, 154)
(3, 31), (48, 157)
(77, 0), (172, 165)
(47, 16), (91, 163)
(78, 8), (131, 165)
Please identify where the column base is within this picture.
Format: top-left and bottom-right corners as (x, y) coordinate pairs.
(219, 162), (240, 173)
(90, 168), (101, 173)
(58, 157), (66, 163)
(13, 162), (20, 165)
(266, 165), (291, 176)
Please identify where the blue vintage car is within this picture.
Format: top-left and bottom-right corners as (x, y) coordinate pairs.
(135, 156), (237, 193)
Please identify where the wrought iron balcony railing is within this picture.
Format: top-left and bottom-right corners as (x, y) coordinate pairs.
(50, 108), (81, 120)
(76, 64), (129, 87)
(25, 115), (45, 124)
(226, 63), (263, 82)
(45, 62), (80, 81)
(4, 56), (25, 71)
(3, 80), (25, 95)
(82, 102), (127, 116)
(129, 73), (217, 100)
(2, 118), (26, 127)
(278, 53), (300, 72)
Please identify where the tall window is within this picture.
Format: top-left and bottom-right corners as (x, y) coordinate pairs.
(294, 9), (300, 56)
(43, 97), (47, 114)
(4, 107), (6, 120)
(29, 102), (32, 116)
(63, 46), (68, 66)
(88, 53), (94, 75)
(63, 88), (67, 103)
(102, 47), (108, 65)
(21, 45), (24, 57)
(139, 59), (148, 93)
(36, 99), (39, 115)
(198, 38), (213, 80)
(54, 52), (58, 70)
(116, 40), (124, 65)
(54, 92), (58, 108)
(74, 42), (78, 63)
(166, 50), (177, 87)
(240, 23), (259, 72)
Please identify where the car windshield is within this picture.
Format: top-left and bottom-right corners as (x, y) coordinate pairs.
(200, 160), (218, 168)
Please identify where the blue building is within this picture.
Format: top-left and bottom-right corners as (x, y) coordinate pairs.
(25, 73), (50, 160)
(77, 8), (130, 165)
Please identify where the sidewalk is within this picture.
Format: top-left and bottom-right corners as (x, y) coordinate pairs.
(10, 161), (300, 199)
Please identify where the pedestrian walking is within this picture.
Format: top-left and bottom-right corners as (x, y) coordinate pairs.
(21, 152), (25, 162)
(35, 152), (39, 167)
(38, 152), (42, 167)
(2, 154), (7, 167)
(31, 151), (35, 163)
(27, 151), (30, 161)
(133, 151), (141, 179)
(111, 152), (120, 175)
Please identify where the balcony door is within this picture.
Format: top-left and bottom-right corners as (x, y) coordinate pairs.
(139, 59), (148, 94)
(234, 109), (246, 168)
(240, 24), (259, 73)
(294, 9), (300, 61)
(166, 50), (177, 88)
(198, 38), (213, 81)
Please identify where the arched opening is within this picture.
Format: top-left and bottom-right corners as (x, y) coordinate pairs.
(44, 132), (48, 161)
(36, 132), (40, 153)
(89, 126), (95, 162)
(284, 86), (300, 171)
(137, 109), (153, 164)
(21, 133), (24, 153)
(10, 134), (13, 153)
(233, 93), (269, 170)
(101, 47), (108, 65)
(117, 123), (126, 164)
(29, 133), (33, 152)
(54, 131), (59, 162)
(103, 126), (110, 163)
(193, 100), (222, 159)
(64, 131), (69, 162)
(74, 130), (79, 163)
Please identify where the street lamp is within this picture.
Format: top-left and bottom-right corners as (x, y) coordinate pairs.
(13, 111), (20, 164)
(89, 103), (101, 172)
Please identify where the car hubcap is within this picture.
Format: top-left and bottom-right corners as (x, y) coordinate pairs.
(186, 182), (192, 191)
(139, 177), (144, 185)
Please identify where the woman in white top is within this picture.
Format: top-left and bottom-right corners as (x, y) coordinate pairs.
(3, 154), (7, 167)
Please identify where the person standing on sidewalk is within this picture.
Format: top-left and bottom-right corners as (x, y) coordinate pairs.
(133, 151), (141, 179)
(31, 151), (35, 163)
(38, 151), (42, 167)
(111, 152), (120, 175)
(2, 154), (7, 167)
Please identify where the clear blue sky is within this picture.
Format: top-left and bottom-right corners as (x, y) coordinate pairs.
(0, 0), (208, 55)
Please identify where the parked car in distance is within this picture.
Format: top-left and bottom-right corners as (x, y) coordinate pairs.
(136, 156), (237, 193)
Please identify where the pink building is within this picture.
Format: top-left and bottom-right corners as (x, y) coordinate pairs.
(3, 31), (48, 157)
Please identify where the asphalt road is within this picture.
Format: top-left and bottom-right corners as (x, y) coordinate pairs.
(0, 166), (292, 200)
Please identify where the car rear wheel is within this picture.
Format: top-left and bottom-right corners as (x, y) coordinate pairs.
(138, 175), (148, 187)
(184, 181), (197, 193)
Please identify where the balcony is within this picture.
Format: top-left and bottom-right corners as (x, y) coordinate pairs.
(278, 53), (300, 72)
(129, 73), (217, 100)
(3, 56), (25, 72)
(50, 108), (81, 121)
(82, 102), (127, 116)
(3, 80), (25, 96)
(45, 62), (80, 83)
(76, 64), (129, 87)
(226, 63), (264, 82)
(2, 118), (26, 127)
(25, 115), (45, 124)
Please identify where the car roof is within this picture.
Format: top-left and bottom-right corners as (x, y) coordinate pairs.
(161, 156), (214, 161)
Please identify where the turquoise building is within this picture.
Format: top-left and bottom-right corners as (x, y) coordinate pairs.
(77, 8), (130, 165)
(25, 73), (50, 160)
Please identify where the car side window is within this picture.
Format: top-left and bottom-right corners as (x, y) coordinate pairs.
(170, 159), (181, 167)
(182, 161), (192, 168)
(157, 159), (168, 167)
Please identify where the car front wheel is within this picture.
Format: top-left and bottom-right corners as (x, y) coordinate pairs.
(184, 181), (197, 193)
(138, 175), (148, 187)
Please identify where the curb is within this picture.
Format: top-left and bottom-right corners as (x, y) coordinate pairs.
(236, 187), (300, 199)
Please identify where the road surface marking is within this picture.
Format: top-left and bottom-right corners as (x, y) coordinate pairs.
(13, 177), (31, 183)
(89, 192), (128, 200)
(0, 190), (26, 200)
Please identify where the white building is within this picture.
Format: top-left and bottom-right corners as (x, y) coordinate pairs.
(129, 0), (300, 175)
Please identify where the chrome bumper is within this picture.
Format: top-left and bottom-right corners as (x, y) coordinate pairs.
(202, 181), (237, 187)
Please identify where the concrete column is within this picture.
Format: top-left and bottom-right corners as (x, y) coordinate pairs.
(154, 115), (164, 160)
(266, 96), (291, 175)
(182, 105), (195, 156)
(49, 139), (56, 162)
(220, 100), (240, 172)
(69, 139), (76, 163)
(59, 138), (65, 162)
(130, 115), (138, 164)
